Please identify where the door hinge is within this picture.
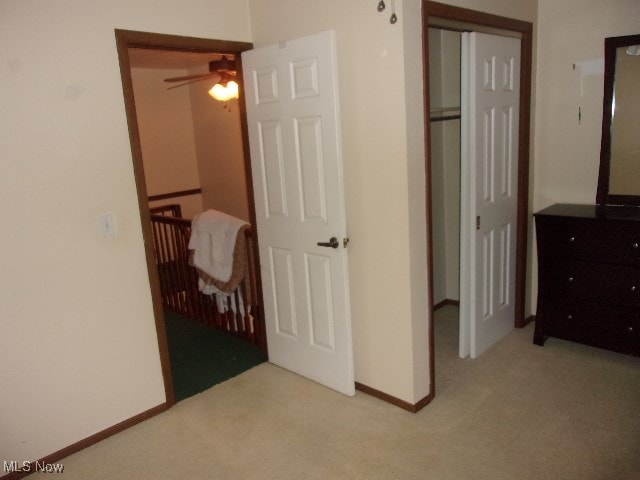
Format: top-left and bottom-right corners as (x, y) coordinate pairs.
(343, 237), (350, 248)
(476, 216), (481, 230)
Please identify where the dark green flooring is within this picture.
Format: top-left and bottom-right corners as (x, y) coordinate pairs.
(164, 310), (265, 402)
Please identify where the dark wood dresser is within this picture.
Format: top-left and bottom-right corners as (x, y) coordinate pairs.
(534, 203), (640, 356)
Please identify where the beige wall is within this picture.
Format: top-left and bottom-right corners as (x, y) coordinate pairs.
(188, 67), (251, 222)
(132, 66), (204, 219)
(131, 63), (250, 222)
(0, 0), (251, 463)
(402, 0), (431, 400)
(531, 0), (640, 310)
(438, 0), (537, 22)
(534, 0), (640, 209)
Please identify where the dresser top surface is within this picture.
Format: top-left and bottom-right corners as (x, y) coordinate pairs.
(535, 203), (640, 222)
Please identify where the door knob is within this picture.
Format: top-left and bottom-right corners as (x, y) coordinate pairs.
(317, 237), (339, 249)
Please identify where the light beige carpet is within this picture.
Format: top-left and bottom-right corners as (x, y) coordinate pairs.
(56, 306), (640, 479)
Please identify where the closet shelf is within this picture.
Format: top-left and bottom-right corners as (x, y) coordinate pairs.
(430, 106), (461, 122)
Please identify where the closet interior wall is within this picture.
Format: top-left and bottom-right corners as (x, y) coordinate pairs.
(429, 28), (462, 307)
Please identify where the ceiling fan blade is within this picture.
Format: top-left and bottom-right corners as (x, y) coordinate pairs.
(166, 74), (221, 90)
(163, 72), (217, 83)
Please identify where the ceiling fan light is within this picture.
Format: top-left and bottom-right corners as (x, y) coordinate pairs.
(209, 80), (239, 101)
(226, 80), (239, 98)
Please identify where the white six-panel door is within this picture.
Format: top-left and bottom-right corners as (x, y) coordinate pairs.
(461, 32), (521, 358)
(242, 31), (354, 395)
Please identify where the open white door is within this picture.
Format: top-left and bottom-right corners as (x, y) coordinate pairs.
(460, 32), (520, 359)
(241, 31), (354, 395)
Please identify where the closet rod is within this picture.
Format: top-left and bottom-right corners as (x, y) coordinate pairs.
(430, 114), (461, 122)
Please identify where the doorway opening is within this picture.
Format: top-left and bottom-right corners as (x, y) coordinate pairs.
(423, 2), (533, 398)
(428, 26), (463, 389)
(115, 29), (266, 405)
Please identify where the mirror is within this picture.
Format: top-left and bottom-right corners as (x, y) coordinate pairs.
(597, 33), (640, 206)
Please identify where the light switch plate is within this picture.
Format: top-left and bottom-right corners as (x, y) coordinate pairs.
(98, 213), (116, 237)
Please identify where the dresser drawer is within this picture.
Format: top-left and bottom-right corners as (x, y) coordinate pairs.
(536, 217), (605, 261)
(536, 216), (640, 265)
(540, 300), (639, 356)
(606, 221), (640, 265)
(540, 259), (640, 308)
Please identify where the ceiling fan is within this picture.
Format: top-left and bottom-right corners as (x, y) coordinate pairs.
(163, 55), (239, 100)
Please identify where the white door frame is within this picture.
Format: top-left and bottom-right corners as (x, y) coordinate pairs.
(423, 1), (533, 399)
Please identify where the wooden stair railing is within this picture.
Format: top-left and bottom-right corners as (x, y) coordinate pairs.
(149, 205), (260, 346)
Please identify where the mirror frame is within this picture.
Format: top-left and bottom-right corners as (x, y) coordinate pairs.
(597, 33), (640, 206)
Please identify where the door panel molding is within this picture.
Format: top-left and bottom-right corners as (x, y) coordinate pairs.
(242, 31), (354, 396)
(466, 32), (521, 358)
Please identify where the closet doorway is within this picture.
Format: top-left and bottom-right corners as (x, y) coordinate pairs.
(428, 26), (463, 385)
(423, 2), (533, 395)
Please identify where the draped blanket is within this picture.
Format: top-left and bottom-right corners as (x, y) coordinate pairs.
(188, 210), (251, 310)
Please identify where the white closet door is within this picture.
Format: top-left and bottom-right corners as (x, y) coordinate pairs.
(461, 32), (521, 358)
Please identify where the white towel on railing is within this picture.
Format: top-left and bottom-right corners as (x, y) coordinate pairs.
(199, 282), (249, 316)
(188, 209), (248, 283)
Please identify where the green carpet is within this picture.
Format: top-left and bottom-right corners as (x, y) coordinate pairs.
(164, 310), (266, 402)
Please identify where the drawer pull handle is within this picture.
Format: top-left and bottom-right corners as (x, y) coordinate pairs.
(569, 236), (575, 242)
(568, 277), (574, 282)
